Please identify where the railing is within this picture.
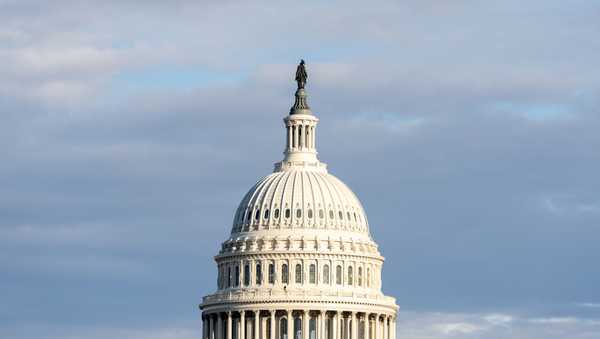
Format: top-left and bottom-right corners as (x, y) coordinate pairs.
(201, 288), (396, 305)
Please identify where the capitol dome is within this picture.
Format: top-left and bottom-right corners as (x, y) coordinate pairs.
(232, 170), (370, 235)
(201, 61), (398, 339)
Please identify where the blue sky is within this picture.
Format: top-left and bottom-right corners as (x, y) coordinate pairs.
(1, 1), (600, 338)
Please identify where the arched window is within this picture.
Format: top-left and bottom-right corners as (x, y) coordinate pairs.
(282, 264), (289, 284)
(308, 209), (313, 219)
(367, 268), (371, 287)
(246, 210), (252, 222)
(348, 266), (353, 285)
(274, 209), (280, 219)
(339, 211), (343, 220)
(217, 266), (222, 289)
(309, 264), (316, 284)
(358, 267), (363, 286)
(336, 265), (342, 285)
(228, 266), (232, 287)
(296, 209), (302, 218)
(255, 209), (261, 220)
(319, 209), (324, 219)
(244, 263), (250, 286)
(235, 265), (240, 287)
(295, 264), (302, 284)
(285, 209), (291, 219)
(329, 210), (334, 219)
(280, 318), (288, 339)
(354, 212), (357, 221)
(347, 212), (351, 220)
(256, 263), (262, 285)
(269, 263), (275, 284)
(323, 264), (330, 284)
(264, 209), (270, 219)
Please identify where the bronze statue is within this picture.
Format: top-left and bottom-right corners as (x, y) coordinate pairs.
(295, 59), (308, 89)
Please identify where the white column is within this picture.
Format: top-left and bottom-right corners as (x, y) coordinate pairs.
(302, 310), (309, 339)
(332, 312), (337, 339)
(320, 310), (326, 339)
(270, 310), (276, 339)
(293, 126), (298, 150)
(218, 314), (223, 339)
(382, 316), (387, 339)
(287, 310), (294, 339)
(255, 310), (261, 339)
(241, 311), (246, 339)
(287, 126), (291, 150)
(374, 315), (379, 339)
(351, 313), (357, 339)
(227, 313), (233, 339)
(364, 315), (369, 339)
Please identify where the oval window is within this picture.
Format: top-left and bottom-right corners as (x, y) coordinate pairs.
(264, 209), (270, 219)
(296, 209), (302, 218)
(285, 209), (291, 218)
(274, 209), (280, 219)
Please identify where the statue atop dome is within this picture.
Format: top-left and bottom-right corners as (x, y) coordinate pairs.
(295, 59), (308, 89)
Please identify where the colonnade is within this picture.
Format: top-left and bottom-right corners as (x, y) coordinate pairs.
(202, 309), (395, 339)
(286, 124), (316, 151)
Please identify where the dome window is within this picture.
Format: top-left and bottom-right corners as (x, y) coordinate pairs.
(268, 263), (275, 284)
(323, 264), (330, 284)
(319, 209), (324, 219)
(347, 212), (351, 220)
(295, 264), (303, 283)
(255, 209), (261, 220)
(274, 209), (280, 219)
(354, 212), (357, 221)
(228, 266), (232, 287)
(358, 267), (363, 286)
(244, 263), (250, 286)
(309, 264), (316, 284)
(296, 209), (302, 218)
(308, 209), (313, 219)
(285, 209), (291, 219)
(367, 268), (371, 287)
(336, 265), (342, 285)
(235, 266), (240, 287)
(246, 210), (252, 222)
(282, 264), (289, 284)
(348, 266), (353, 285)
(264, 209), (270, 219)
(329, 210), (334, 219)
(339, 211), (343, 220)
(256, 263), (262, 285)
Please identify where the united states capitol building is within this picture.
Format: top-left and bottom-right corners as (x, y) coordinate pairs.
(200, 61), (398, 339)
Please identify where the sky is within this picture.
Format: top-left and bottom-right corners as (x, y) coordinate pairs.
(1, 0), (600, 338)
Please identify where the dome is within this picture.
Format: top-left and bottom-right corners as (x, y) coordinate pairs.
(232, 169), (370, 235)
(201, 62), (398, 339)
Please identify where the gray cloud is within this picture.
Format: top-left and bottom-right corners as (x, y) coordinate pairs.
(1, 0), (599, 337)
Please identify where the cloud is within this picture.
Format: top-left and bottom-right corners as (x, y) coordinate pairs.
(0, 0), (599, 338)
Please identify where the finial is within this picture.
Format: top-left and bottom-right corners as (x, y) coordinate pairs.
(290, 59), (311, 115)
(295, 59), (307, 89)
